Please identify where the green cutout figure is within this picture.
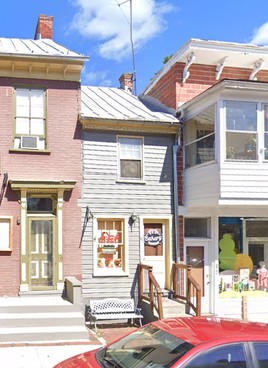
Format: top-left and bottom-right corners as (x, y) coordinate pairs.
(219, 233), (236, 270)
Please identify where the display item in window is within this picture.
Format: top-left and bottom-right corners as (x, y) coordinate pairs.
(257, 261), (268, 290)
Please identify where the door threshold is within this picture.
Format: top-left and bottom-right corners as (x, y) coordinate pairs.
(19, 290), (63, 297)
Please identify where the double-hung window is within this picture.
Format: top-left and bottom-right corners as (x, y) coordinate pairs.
(14, 88), (46, 150)
(118, 136), (143, 180)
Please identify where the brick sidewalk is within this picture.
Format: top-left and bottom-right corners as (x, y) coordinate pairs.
(89, 323), (138, 345)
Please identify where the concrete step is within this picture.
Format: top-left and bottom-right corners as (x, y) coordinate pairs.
(162, 297), (187, 318)
(0, 296), (91, 344)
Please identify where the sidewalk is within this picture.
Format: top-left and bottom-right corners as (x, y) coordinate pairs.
(0, 323), (138, 368)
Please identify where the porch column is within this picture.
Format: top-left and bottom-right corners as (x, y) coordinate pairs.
(56, 189), (64, 290)
(20, 189), (29, 292)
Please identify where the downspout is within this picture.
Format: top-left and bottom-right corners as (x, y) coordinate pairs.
(173, 135), (180, 263)
(173, 108), (184, 263)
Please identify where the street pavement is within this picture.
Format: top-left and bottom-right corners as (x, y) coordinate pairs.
(0, 344), (101, 368)
(0, 324), (137, 368)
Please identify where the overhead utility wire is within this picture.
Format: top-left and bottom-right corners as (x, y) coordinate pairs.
(117, 0), (137, 95)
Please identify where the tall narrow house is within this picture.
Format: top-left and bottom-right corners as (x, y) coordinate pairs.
(0, 15), (87, 296)
(79, 76), (179, 304)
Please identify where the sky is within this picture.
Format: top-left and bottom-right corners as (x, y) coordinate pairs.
(1, 1), (268, 94)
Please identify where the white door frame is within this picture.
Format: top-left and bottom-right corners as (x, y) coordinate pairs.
(140, 216), (172, 290)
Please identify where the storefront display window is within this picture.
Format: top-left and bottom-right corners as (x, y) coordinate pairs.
(96, 219), (125, 273)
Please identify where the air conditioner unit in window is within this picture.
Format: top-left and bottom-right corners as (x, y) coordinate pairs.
(21, 136), (38, 149)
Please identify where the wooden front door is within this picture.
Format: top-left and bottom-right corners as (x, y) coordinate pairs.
(186, 241), (211, 313)
(29, 218), (54, 290)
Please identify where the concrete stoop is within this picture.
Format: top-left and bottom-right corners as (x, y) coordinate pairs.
(162, 297), (188, 319)
(0, 296), (92, 345)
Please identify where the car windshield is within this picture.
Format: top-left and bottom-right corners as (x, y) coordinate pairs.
(97, 324), (194, 368)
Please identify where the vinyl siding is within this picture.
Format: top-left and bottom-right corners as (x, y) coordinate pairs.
(81, 130), (175, 302)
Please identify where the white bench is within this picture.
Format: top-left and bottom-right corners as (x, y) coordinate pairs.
(87, 298), (143, 331)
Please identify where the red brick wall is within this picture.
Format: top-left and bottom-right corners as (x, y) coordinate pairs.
(148, 62), (268, 109)
(34, 15), (53, 39)
(0, 77), (82, 295)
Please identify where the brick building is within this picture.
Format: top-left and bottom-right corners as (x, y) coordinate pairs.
(143, 38), (268, 317)
(0, 15), (87, 296)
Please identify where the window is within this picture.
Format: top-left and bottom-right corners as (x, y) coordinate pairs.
(246, 220), (268, 237)
(95, 218), (127, 275)
(185, 343), (247, 368)
(185, 218), (211, 238)
(253, 342), (268, 368)
(14, 88), (46, 150)
(225, 101), (257, 160)
(27, 197), (53, 213)
(0, 217), (13, 251)
(118, 137), (143, 180)
(184, 105), (215, 169)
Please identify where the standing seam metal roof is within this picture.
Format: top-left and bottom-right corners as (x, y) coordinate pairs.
(81, 86), (178, 123)
(0, 38), (86, 59)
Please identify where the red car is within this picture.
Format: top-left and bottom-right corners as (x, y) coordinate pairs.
(54, 316), (268, 367)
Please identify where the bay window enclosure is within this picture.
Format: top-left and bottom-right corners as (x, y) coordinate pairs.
(14, 88), (46, 150)
(225, 101), (257, 160)
(184, 105), (215, 169)
(96, 219), (126, 274)
(118, 136), (143, 179)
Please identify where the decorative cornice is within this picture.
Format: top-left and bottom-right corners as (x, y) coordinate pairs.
(0, 57), (83, 81)
(249, 58), (265, 81)
(9, 180), (76, 191)
(182, 52), (195, 84)
(215, 56), (228, 80)
(80, 118), (179, 134)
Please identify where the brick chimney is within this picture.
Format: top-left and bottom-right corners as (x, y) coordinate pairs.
(34, 15), (53, 40)
(119, 73), (133, 93)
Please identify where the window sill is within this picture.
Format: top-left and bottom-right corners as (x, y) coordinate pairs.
(93, 269), (129, 277)
(9, 148), (51, 154)
(116, 179), (146, 185)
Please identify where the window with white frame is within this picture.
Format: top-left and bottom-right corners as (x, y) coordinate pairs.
(14, 88), (46, 150)
(184, 218), (211, 238)
(225, 101), (257, 160)
(118, 137), (143, 180)
(95, 219), (127, 275)
(0, 217), (13, 251)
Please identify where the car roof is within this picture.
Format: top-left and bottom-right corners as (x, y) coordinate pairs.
(152, 317), (268, 345)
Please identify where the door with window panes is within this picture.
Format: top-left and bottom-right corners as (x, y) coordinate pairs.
(142, 222), (165, 289)
(27, 197), (56, 290)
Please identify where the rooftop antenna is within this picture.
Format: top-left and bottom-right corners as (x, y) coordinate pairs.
(117, 0), (137, 95)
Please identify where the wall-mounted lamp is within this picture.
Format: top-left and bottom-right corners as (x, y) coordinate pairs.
(129, 212), (139, 227)
(86, 206), (93, 222)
